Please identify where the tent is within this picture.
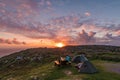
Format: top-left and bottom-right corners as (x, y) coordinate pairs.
(73, 55), (97, 73)
(77, 61), (97, 73)
(72, 55), (88, 63)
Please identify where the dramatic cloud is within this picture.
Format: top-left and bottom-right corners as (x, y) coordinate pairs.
(78, 30), (95, 42)
(0, 0), (56, 39)
(0, 0), (120, 46)
(73, 30), (96, 45)
(0, 38), (26, 45)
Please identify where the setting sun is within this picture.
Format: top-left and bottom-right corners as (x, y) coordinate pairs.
(55, 43), (65, 48)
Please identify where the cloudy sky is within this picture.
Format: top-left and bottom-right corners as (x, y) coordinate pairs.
(0, 0), (120, 57)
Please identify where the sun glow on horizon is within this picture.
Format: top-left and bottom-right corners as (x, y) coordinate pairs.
(55, 42), (65, 48)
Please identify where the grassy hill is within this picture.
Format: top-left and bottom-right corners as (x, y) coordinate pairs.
(0, 45), (120, 80)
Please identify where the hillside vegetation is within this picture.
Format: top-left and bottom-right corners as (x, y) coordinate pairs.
(0, 45), (120, 80)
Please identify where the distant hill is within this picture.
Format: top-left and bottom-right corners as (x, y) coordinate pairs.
(0, 45), (120, 62)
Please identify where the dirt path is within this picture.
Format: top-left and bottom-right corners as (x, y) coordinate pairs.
(102, 62), (120, 74)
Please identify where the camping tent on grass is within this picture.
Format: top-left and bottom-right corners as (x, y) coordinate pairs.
(73, 55), (97, 73)
(77, 61), (97, 73)
(72, 55), (88, 63)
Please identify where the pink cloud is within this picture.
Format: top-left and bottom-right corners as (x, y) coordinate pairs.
(1, 12), (120, 46)
(115, 30), (120, 35)
(46, 1), (52, 6)
(85, 12), (91, 16)
(0, 0), (120, 46)
(0, 38), (26, 45)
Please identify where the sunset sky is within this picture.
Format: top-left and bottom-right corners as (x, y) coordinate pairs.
(0, 0), (120, 57)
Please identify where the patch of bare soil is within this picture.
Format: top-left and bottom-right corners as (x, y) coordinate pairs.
(64, 70), (72, 75)
(102, 62), (120, 74)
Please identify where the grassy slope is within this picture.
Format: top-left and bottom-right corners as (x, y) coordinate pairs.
(0, 60), (120, 80)
(0, 45), (120, 80)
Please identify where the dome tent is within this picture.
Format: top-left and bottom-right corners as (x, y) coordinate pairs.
(77, 61), (97, 73)
(72, 55), (88, 63)
(73, 55), (97, 73)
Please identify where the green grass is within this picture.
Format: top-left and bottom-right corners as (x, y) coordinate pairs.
(0, 60), (120, 80)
